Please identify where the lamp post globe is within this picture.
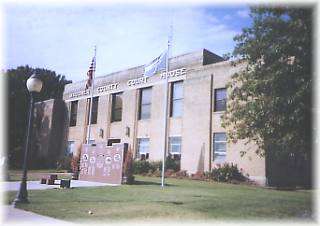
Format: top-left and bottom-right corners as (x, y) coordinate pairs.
(13, 74), (42, 206)
(26, 74), (43, 93)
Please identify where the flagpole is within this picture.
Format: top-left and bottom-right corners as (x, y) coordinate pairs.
(86, 45), (96, 144)
(161, 24), (173, 188)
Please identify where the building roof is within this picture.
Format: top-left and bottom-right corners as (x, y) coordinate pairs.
(64, 49), (224, 94)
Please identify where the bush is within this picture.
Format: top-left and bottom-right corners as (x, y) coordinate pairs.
(211, 163), (246, 183)
(191, 172), (206, 180)
(133, 158), (180, 175)
(133, 160), (152, 174)
(165, 156), (180, 172)
(56, 155), (72, 171)
(165, 169), (175, 177)
(149, 161), (162, 173)
(175, 170), (187, 178)
(71, 155), (80, 179)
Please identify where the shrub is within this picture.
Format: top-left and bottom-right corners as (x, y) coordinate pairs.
(133, 157), (180, 175)
(175, 170), (187, 178)
(191, 172), (206, 180)
(149, 161), (162, 173)
(204, 171), (212, 180)
(164, 169), (175, 177)
(133, 160), (152, 174)
(211, 163), (246, 183)
(56, 155), (72, 171)
(165, 156), (180, 172)
(71, 155), (80, 179)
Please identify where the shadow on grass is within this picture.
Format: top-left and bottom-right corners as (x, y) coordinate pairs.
(132, 180), (176, 187)
(154, 200), (184, 205)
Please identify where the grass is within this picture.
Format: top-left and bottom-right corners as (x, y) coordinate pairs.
(6, 169), (72, 181)
(5, 175), (314, 223)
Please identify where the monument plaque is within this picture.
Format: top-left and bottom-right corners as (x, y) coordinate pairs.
(79, 142), (126, 185)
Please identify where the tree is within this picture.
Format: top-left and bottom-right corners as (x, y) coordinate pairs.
(222, 7), (312, 187)
(123, 150), (135, 184)
(6, 65), (72, 168)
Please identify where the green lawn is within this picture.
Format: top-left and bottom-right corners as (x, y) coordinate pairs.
(6, 175), (314, 222)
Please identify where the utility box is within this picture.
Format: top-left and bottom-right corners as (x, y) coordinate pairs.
(79, 142), (127, 185)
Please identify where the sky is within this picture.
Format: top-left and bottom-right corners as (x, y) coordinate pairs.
(3, 2), (252, 82)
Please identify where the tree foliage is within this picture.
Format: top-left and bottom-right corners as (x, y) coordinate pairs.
(223, 7), (312, 156)
(222, 7), (312, 186)
(6, 65), (72, 168)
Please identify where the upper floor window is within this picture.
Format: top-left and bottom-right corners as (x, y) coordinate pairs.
(139, 87), (152, 120)
(111, 92), (123, 122)
(170, 81), (183, 117)
(214, 88), (227, 112)
(87, 96), (99, 125)
(69, 100), (78, 127)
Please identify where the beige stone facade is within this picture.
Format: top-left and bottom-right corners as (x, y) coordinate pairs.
(63, 49), (266, 185)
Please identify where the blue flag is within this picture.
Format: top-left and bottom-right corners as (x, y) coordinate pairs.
(144, 50), (167, 77)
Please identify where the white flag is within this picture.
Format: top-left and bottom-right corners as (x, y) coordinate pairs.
(144, 50), (167, 77)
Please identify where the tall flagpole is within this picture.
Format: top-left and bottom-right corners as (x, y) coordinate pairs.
(86, 45), (96, 144)
(161, 24), (173, 188)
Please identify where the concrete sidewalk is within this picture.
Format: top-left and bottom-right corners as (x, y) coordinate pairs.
(2, 180), (116, 192)
(2, 205), (74, 225)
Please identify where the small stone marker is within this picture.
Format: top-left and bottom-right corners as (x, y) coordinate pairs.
(40, 178), (47, 184)
(49, 174), (58, 180)
(60, 179), (71, 188)
(46, 179), (55, 185)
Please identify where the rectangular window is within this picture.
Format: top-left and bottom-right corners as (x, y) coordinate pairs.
(87, 97), (99, 125)
(69, 101), (78, 127)
(170, 81), (183, 117)
(169, 136), (182, 160)
(214, 88), (227, 112)
(139, 87), (152, 120)
(213, 133), (227, 163)
(136, 138), (150, 160)
(111, 92), (123, 122)
(169, 137), (182, 154)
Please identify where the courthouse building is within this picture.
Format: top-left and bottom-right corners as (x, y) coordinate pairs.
(62, 49), (266, 185)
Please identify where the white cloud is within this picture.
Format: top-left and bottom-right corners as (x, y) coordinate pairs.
(236, 9), (250, 18)
(223, 14), (232, 20)
(5, 5), (239, 82)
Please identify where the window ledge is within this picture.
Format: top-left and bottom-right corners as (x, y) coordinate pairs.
(170, 116), (182, 119)
(111, 120), (122, 124)
(213, 111), (225, 114)
(138, 119), (151, 122)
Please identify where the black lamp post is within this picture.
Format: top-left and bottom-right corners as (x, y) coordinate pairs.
(13, 74), (43, 206)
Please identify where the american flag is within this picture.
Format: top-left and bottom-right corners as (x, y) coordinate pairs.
(85, 57), (96, 89)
